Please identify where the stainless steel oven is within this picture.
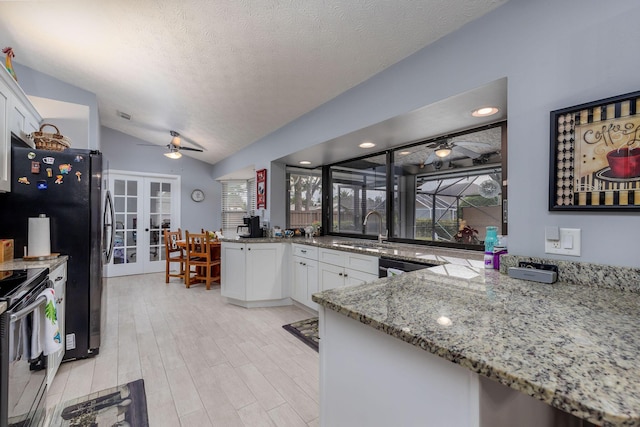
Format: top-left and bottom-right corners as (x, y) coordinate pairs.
(0, 268), (50, 427)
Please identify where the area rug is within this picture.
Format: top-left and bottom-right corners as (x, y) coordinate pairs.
(283, 317), (319, 352)
(48, 379), (149, 427)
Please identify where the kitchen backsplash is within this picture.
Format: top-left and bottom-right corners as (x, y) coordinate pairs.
(500, 255), (640, 293)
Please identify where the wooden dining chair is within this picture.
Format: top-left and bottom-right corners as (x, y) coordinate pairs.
(164, 228), (186, 283)
(184, 231), (221, 290)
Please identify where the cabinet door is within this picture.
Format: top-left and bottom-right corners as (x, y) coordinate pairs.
(221, 243), (246, 300)
(0, 83), (9, 192)
(47, 263), (67, 385)
(9, 97), (26, 139)
(246, 243), (282, 300)
(345, 268), (378, 287)
(292, 255), (307, 303)
(306, 259), (319, 310)
(319, 262), (345, 291)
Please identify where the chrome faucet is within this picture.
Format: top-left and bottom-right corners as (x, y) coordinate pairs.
(363, 210), (388, 243)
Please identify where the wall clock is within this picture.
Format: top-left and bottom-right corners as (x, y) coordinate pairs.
(191, 189), (205, 202)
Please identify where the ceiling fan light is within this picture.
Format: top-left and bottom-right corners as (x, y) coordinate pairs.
(435, 147), (451, 158)
(164, 150), (182, 159)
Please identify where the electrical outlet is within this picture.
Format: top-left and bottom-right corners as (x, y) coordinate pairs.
(545, 228), (581, 256)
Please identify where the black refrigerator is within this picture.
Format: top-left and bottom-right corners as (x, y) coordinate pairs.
(0, 139), (115, 361)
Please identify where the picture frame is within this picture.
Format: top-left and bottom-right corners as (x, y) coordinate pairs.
(549, 90), (640, 211)
(256, 168), (267, 209)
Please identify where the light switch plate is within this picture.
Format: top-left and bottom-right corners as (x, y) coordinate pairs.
(545, 228), (581, 256)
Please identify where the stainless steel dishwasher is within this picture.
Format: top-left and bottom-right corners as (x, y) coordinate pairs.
(378, 257), (436, 278)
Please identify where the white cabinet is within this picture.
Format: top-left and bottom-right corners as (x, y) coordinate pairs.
(47, 262), (66, 385)
(0, 68), (41, 192)
(221, 242), (289, 307)
(221, 242), (247, 300)
(292, 244), (319, 310)
(0, 83), (9, 192)
(318, 248), (378, 291)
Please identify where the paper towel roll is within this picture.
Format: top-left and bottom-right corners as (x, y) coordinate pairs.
(28, 215), (51, 257)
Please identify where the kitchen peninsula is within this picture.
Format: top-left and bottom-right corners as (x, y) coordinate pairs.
(313, 262), (640, 426)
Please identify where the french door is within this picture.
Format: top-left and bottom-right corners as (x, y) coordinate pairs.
(105, 171), (181, 277)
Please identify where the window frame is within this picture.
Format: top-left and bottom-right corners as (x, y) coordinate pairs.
(323, 121), (506, 251)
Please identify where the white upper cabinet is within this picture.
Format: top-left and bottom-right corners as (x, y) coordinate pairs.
(0, 68), (41, 192)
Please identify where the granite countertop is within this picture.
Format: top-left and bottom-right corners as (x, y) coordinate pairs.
(0, 255), (68, 272)
(221, 236), (484, 266)
(0, 301), (6, 315)
(312, 264), (640, 426)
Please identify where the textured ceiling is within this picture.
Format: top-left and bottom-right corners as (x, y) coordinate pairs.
(0, 0), (507, 165)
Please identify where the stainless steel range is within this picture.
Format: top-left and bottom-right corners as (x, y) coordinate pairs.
(0, 267), (51, 427)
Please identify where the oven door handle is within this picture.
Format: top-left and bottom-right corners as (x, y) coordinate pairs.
(10, 295), (47, 324)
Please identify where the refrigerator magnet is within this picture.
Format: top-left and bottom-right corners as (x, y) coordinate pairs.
(75, 171), (82, 182)
(37, 180), (48, 190)
(74, 155), (84, 162)
(55, 175), (63, 184)
(17, 177), (30, 185)
(59, 164), (72, 174)
(31, 161), (40, 174)
(27, 152), (36, 160)
(46, 168), (53, 178)
(42, 157), (55, 165)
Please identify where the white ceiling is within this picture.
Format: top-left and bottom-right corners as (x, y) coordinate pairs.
(0, 0), (507, 165)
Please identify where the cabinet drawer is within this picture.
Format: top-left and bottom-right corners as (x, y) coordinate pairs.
(49, 263), (67, 285)
(346, 253), (378, 275)
(318, 248), (345, 267)
(292, 244), (318, 260)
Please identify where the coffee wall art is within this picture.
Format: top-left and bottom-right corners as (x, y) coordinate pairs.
(550, 90), (640, 211)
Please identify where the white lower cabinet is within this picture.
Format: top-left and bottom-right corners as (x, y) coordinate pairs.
(0, 67), (41, 192)
(292, 244), (319, 310)
(318, 248), (378, 291)
(221, 242), (288, 307)
(47, 262), (66, 385)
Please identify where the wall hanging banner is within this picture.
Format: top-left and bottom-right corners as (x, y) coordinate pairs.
(257, 169), (267, 209)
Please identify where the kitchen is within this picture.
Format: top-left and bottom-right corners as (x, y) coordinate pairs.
(0, 0), (639, 426)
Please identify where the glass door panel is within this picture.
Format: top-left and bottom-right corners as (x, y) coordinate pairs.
(105, 172), (180, 277)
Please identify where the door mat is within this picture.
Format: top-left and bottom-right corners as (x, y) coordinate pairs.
(283, 317), (319, 352)
(48, 379), (149, 427)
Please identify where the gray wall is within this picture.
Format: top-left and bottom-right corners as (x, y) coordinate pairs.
(211, 0), (640, 268)
(101, 127), (219, 233)
(13, 63), (100, 150)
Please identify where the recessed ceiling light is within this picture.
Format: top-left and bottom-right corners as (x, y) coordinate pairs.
(472, 107), (499, 117)
(398, 151), (411, 155)
(359, 142), (376, 148)
(299, 160), (311, 165)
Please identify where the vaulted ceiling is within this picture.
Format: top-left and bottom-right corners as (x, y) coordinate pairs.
(0, 0), (507, 164)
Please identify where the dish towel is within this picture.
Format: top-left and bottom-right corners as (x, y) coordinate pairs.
(387, 267), (404, 277)
(31, 288), (62, 357)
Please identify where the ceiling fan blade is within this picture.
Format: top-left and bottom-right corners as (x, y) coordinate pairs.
(424, 151), (437, 165)
(179, 146), (204, 152)
(453, 146), (481, 159)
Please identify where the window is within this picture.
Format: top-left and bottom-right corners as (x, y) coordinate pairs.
(324, 123), (505, 249)
(287, 167), (322, 229)
(328, 153), (388, 238)
(392, 125), (503, 247)
(221, 179), (255, 237)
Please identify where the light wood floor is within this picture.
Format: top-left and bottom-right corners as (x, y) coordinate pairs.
(45, 273), (320, 426)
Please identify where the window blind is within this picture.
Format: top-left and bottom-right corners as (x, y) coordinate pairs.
(221, 179), (256, 236)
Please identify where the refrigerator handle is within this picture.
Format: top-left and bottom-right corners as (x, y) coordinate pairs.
(103, 189), (116, 263)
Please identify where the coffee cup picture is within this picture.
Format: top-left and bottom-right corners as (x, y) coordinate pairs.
(606, 146), (640, 178)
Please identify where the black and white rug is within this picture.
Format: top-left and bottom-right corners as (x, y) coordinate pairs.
(49, 379), (149, 427)
(283, 317), (319, 352)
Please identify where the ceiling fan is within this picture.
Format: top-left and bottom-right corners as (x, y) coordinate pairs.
(423, 140), (486, 166)
(163, 131), (204, 159)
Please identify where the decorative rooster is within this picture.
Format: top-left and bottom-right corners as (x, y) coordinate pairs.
(2, 47), (17, 81)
